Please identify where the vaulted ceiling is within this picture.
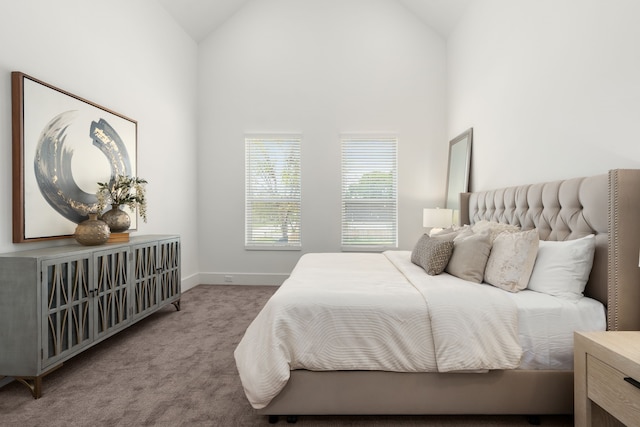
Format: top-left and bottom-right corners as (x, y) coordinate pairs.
(157, 0), (472, 42)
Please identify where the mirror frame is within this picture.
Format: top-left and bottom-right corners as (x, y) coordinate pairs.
(444, 128), (473, 222)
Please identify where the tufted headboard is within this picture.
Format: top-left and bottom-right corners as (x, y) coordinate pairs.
(459, 169), (640, 331)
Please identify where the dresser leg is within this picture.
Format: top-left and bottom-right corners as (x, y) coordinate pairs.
(13, 363), (63, 399)
(15, 376), (42, 399)
(172, 299), (181, 311)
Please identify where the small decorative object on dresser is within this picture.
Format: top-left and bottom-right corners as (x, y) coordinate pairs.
(96, 174), (148, 232)
(574, 331), (640, 426)
(107, 231), (130, 243)
(101, 204), (131, 232)
(73, 213), (110, 245)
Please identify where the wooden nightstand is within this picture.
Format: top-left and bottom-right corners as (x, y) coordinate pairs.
(574, 331), (640, 426)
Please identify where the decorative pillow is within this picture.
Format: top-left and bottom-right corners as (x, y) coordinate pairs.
(452, 227), (475, 242)
(484, 229), (539, 292)
(472, 220), (520, 242)
(527, 234), (596, 300)
(445, 232), (492, 283)
(411, 234), (454, 275)
(430, 225), (470, 238)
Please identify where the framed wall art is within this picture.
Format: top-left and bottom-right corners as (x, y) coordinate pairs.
(12, 72), (138, 243)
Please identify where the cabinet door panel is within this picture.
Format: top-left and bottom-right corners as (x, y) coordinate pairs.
(94, 248), (131, 339)
(158, 239), (180, 304)
(132, 243), (159, 319)
(42, 256), (92, 368)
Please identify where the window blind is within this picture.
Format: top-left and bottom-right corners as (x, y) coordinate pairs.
(245, 136), (301, 249)
(341, 136), (397, 250)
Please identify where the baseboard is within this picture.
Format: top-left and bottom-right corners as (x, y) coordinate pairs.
(181, 272), (201, 292)
(198, 272), (288, 286)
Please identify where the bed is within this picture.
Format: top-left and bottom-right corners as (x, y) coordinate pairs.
(234, 169), (640, 419)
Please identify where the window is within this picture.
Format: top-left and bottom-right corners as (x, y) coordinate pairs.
(245, 135), (301, 249)
(341, 135), (397, 250)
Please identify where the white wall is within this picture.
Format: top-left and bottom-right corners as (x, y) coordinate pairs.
(448, 0), (640, 191)
(3, 0), (635, 288)
(197, 0), (447, 284)
(0, 0), (200, 289)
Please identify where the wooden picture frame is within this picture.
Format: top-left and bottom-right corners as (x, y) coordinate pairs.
(444, 128), (473, 224)
(12, 72), (138, 243)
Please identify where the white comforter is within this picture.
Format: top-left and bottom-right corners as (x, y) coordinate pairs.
(234, 251), (522, 409)
(385, 251), (522, 372)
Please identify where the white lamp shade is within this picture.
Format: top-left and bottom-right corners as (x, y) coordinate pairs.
(452, 209), (460, 227)
(423, 208), (453, 228)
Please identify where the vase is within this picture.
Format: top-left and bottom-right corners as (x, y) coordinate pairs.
(101, 204), (131, 232)
(74, 213), (110, 246)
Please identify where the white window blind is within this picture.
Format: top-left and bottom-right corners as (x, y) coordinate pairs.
(245, 136), (301, 249)
(341, 136), (397, 250)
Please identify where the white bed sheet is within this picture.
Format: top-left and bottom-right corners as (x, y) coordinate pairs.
(506, 288), (606, 369)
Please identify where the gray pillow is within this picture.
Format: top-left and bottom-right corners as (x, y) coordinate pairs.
(411, 234), (454, 275)
(445, 232), (492, 283)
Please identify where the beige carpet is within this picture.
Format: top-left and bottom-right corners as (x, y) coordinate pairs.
(0, 285), (573, 426)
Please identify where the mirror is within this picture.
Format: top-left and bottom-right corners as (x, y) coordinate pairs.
(445, 128), (473, 224)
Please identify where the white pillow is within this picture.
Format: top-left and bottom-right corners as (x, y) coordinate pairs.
(484, 229), (539, 292)
(527, 234), (596, 300)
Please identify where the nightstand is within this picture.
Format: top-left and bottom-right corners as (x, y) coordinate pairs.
(574, 331), (640, 426)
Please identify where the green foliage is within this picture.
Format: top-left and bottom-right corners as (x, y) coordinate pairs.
(347, 171), (394, 199)
(249, 141), (300, 242)
(96, 175), (148, 222)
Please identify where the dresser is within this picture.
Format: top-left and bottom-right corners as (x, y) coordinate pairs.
(0, 235), (181, 398)
(574, 331), (640, 426)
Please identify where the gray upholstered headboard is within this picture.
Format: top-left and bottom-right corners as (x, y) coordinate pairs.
(460, 169), (640, 331)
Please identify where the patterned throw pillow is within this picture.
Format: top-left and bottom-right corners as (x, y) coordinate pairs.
(411, 234), (455, 275)
(471, 220), (520, 242)
(484, 229), (539, 292)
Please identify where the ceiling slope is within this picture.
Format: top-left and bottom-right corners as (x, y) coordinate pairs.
(399, 0), (472, 38)
(157, 0), (249, 42)
(157, 0), (471, 43)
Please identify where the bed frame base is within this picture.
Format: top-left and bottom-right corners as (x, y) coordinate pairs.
(258, 369), (573, 416)
(268, 415), (298, 424)
(267, 414), (541, 425)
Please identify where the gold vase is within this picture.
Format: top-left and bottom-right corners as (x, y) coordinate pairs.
(101, 204), (131, 232)
(74, 213), (110, 246)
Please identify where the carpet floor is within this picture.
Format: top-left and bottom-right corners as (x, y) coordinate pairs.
(0, 285), (573, 426)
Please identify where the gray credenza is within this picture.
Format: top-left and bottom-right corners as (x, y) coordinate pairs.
(0, 234), (181, 398)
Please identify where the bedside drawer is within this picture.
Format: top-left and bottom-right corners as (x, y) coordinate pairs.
(587, 354), (640, 426)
